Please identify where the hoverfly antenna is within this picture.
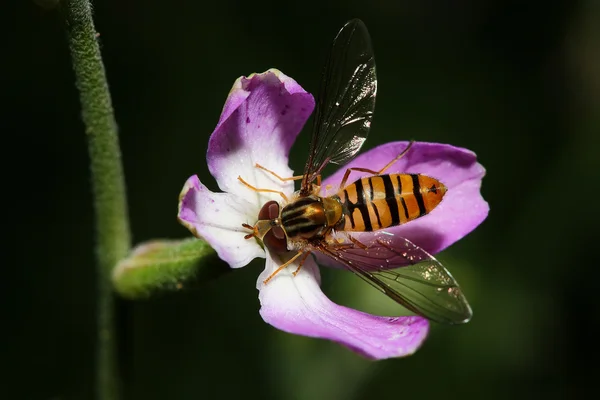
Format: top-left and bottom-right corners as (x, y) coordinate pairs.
(241, 223), (257, 240)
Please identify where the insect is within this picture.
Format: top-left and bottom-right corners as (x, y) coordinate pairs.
(238, 19), (472, 325)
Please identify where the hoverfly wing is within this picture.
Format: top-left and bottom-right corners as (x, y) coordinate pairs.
(301, 19), (376, 193)
(316, 233), (472, 325)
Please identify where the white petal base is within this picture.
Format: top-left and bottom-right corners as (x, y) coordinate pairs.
(178, 175), (265, 269)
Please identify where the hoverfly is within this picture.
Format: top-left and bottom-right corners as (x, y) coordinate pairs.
(238, 19), (472, 325)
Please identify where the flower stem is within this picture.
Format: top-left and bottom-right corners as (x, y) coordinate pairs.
(63, 1), (131, 399)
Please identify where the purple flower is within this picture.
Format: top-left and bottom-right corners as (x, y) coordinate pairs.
(178, 70), (488, 359)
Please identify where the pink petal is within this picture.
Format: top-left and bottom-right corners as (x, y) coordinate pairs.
(207, 69), (315, 201)
(178, 175), (264, 269)
(321, 141), (488, 255)
(257, 254), (430, 359)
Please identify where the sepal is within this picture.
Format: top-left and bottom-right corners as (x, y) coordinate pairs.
(112, 238), (229, 299)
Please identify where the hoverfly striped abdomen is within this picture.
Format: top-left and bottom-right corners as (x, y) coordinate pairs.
(338, 173), (447, 232)
(281, 195), (344, 240)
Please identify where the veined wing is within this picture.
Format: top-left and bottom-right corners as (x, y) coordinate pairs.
(301, 19), (376, 194)
(314, 232), (472, 325)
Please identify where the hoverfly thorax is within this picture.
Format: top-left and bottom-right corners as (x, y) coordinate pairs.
(280, 195), (344, 240)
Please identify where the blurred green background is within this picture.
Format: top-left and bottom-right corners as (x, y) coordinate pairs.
(6, 0), (600, 399)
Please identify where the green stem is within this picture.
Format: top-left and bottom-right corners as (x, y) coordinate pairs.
(63, 1), (131, 399)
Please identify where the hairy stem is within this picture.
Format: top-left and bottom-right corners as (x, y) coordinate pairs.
(63, 1), (131, 398)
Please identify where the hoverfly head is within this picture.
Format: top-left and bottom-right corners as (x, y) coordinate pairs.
(246, 200), (288, 254)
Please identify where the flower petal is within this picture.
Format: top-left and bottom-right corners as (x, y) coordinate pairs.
(257, 253), (430, 359)
(207, 69), (315, 206)
(321, 141), (488, 255)
(178, 175), (264, 268)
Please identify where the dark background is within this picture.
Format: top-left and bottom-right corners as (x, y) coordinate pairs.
(5, 0), (599, 399)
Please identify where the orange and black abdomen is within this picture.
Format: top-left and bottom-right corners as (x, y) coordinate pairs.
(337, 174), (447, 232)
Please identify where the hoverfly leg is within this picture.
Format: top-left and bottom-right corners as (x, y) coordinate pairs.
(237, 176), (289, 202)
(331, 242), (354, 250)
(263, 250), (305, 284)
(324, 235), (354, 250)
(375, 140), (415, 175)
(348, 235), (368, 250)
(292, 251), (312, 277)
(254, 163), (304, 182)
(338, 140), (415, 188)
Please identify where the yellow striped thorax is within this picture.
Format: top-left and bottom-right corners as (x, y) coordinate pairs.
(281, 194), (344, 240)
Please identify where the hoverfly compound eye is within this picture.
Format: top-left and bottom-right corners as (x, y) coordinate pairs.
(257, 200), (288, 254)
(271, 226), (285, 240)
(263, 229), (288, 254)
(258, 200), (280, 220)
(268, 202), (280, 219)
